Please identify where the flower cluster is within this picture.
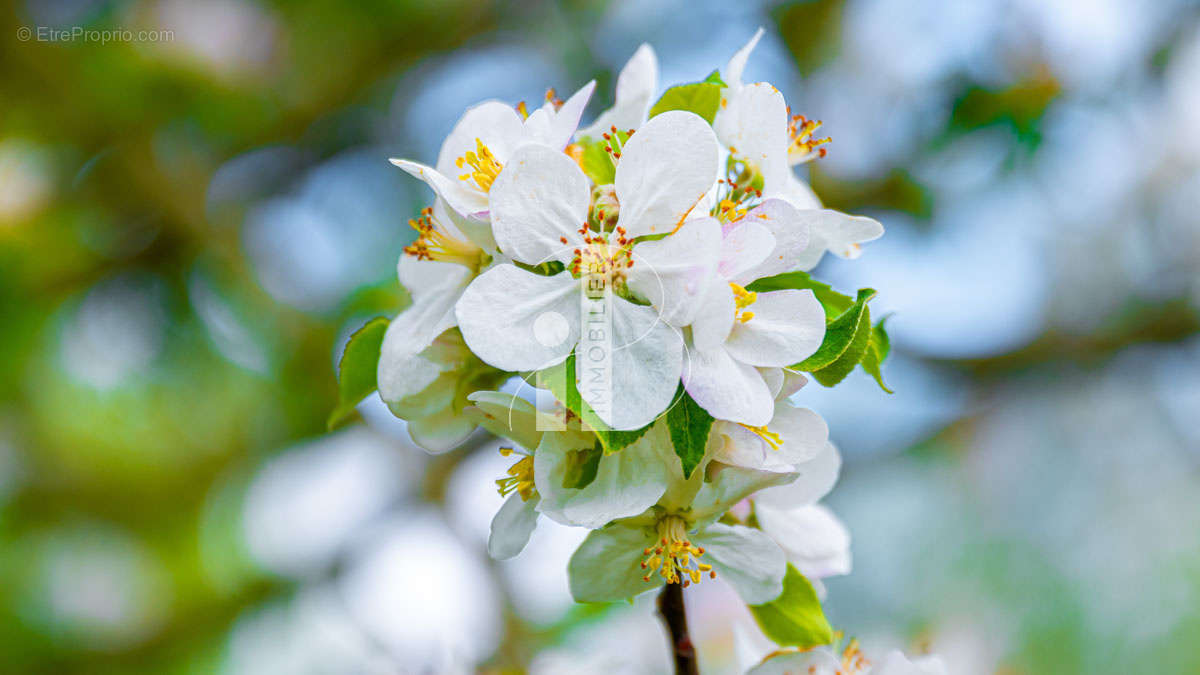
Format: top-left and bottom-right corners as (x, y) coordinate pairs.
(337, 28), (904, 669)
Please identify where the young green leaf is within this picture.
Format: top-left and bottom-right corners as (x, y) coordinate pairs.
(649, 81), (723, 124)
(746, 271), (854, 317)
(703, 69), (727, 87)
(327, 317), (390, 430)
(809, 302), (872, 387)
(748, 565), (834, 649)
(859, 317), (893, 393)
(537, 353), (653, 453)
(793, 288), (875, 373)
(562, 442), (604, 490)
(578, 137), (617, 185)
(664, 385), (714, 479)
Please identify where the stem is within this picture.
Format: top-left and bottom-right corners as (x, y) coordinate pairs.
(657, 582), (699, 675)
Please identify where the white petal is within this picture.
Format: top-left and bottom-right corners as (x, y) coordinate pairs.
(778, 369), (809, 399)
(760, 367), (784, 398)
(390, 159), (489, 220)
(614, 111), (720, 238)
(769, 402), (828, 466)
(725, 289), (825, 367)
(455, 265), (580, 371)
(534, 423), (669, 528)
(712, 422), (794, 472)
(436, 197), (496, 254)
(718, 220), (775, 282)
(397, 255), (472, 304)
(813, 210), (885, 258)
(691, 281), (735, 351)
(466, 391), (543, 452)
(714, 83), (790, 193)
(756, 504), (851, 579)
(681, 346), (774, 426)
(874, 651), (948, 675)
(756, 441), (842, 508)
(730, 199), (812, 284)
(748, 648), (841, 675)
(407, 405), (476, 453)
(433, 100), (526, 175)
(775, 171), (822, 209)
(582, 302), (683, 430)
(691, 523), (786, 604)
(626, 216), (722, 327)
(377, 281), (465, 404)
(568, 525), (663, 602)
(489, 144), (590, 265)
(488, 494), (540, 560)
(691, 464), (797, 521)
(531, 80), (596, 150)
(578, 44), (658, 138)
(724, 28), (764, 89)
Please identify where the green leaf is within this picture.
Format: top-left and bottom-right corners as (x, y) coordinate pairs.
(538, 353), (653, 453)
(746, 271), (854, 316)
(327, 317), (389, 430)
(649, 81), (723, 124)
(794, 288), (874, 372)
(562, 442), (604, 489)
(579, 137), (616, 185)
(703, 69), (727, 87)
(809, 301), (872, 387)
(748, 565), (834, 649)
(859, 317), (893, 393)
(664, 385), (714, 479)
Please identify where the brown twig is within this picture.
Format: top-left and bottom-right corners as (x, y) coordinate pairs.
(657, 582), (699, 675)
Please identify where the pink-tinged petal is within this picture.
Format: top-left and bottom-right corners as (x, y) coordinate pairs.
(725, 289), (825, 367)
(691, 281), (735, 351)
(581, 302), (683, 430)
(626, 216), (722, 327)
(755, 441), (842, 508)
(682, 345), (773, 426)
(489, 144), (590, 265)
(719, 219), (775, 281)
(755, 504), (851, 579)
(390, 159), (488, 221)
(730, 199), (811, 284)
(614, 111), (720, 238)
(455, 265), (580, 371)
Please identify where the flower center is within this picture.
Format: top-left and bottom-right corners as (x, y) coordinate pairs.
(712, 155), (762, 223)
(730, 282), (757, 323)
(787, 110), (831, 164)
(455, 138), (503, 192)
(570, 224), (634, 283)
(404, 206), (484, 270)
(737, 423), (783, 451)
(640, 516), (715, 587)
(495, 448), (536, 501)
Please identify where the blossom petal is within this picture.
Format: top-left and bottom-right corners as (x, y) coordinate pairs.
(691, 281), (735, 351)
(754, 441), (842, 508)
(568, 525), (663, 602)
(377, 275), (467, 404)
(583, 303), (683, 430)
(718, 219), (775, 282)
(578, 44), (658, 138)
(756, 503), (851, 579)
(714, 83), (790, 193)
(691, 464), (797, 522)
(876, 652), (949, 675)
(692, 523), (786, 604)
(725, 289), (825, 367)
(535, 423), (669, 528)
(769, 401), (828, 465)
(406, 405), (476, 453)
(748, 649), (841, 675)
(626, 216), (722, 327)
(490, 144), (590, 265)
(794, 209), (884, 270)
(433, 100), (526, 175)
(614, 111), (720, 238)
(525, 80), (596, 150)
(390, 159), (489, 220)
(466, 391), (543, 452)
(455, 265), (580, 371)
(488, 494), (540, 560)
(681, 346), (774, 426)
(730, 200), (811, 284)
(724, 28), (764, 90)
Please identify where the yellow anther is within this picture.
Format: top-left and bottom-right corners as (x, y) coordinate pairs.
(496, 453), (536, 502)
(787, 112), (831, 164)
(403, 206), (484, 270)
(515, 101), (529, 120)
(455, 138), (503, 192)
(638, 516), (715, 587)
(839, 638), (870, 674)
(730, 282), (757, 323)
(717, 198), (749, 224)
(738, 423), (784, 451)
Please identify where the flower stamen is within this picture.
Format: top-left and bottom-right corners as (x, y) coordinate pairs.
(787, 108), (831, 164)
(737, 423), (783, 451)
(639, 516), (715, 586)
(403, 206), (484, 270)
(730, 282), (757, 323)
(496, 447), (536, 501)
(455, 138), (503, 192)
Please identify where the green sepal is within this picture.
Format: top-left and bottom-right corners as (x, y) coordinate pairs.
(327, 317), (390, 430)
(664, 384), (714, 479)
(748, 565), (834, 649)
(562, 441), (604, 490)
(538, 353), (653, 453)
(703, 69), (727, 87)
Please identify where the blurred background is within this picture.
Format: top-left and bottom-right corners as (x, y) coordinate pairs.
(2, 0), (1199, 672)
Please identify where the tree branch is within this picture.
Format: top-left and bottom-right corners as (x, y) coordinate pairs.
(657, 582), (699, 675)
